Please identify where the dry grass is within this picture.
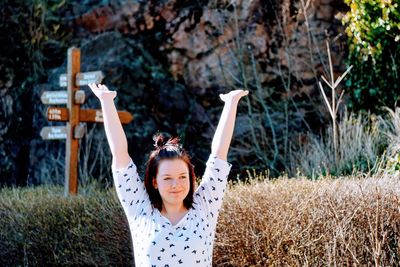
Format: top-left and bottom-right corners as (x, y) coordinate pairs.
(2, 175), (400, 266)
(214, 174), (400, 266)
(290, 110), (384, 177)
(380, 107), (400, 175)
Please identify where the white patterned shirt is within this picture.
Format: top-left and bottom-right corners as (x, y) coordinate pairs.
(112, 154), (232, 267)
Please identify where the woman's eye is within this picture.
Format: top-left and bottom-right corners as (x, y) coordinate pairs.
(180, 176), (187, 179)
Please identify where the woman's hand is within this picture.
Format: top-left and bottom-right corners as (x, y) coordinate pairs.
(88, 83), (117, 101)
(219, 89), (249, 104)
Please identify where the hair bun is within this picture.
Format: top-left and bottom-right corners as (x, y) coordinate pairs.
(153, 133), (166, 148)
(153, 133), (181, 150)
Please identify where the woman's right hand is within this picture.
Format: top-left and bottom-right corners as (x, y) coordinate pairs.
(88, 83), (117, 101)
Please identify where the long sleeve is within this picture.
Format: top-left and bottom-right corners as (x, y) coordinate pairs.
(194, 154), (232, 228)
(112, 158), (150, 220)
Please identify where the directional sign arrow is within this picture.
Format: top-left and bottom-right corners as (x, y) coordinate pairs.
(40, 126), (67, 140)
(46, 107), (133, 124)
(47, 107), (69, 121)
(41, 90), (85, 105)
(40, 124), (87, 140)
(79, 109), (133, 124)
(59, 71), (104, 87)
(75, 71), (105, 86)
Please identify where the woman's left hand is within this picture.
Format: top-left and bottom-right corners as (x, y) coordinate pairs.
(219, 89), (249, 103)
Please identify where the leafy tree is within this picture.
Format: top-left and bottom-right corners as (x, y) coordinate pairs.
(342, 0), (400, 111)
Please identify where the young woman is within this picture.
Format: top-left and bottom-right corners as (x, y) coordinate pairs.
(88, 83), (248, 266)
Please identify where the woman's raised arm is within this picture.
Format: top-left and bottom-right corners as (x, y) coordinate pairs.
(211, 89), (249, 160)
(88, 83), (130, 169)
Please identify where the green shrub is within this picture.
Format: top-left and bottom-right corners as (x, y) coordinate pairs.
(0, 0), (72, 183)
(342, 0), (400, 111)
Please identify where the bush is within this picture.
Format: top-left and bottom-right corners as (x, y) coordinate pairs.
(0, 186), (132, 266)
(378, 107), (400, 175)
(289, 110), (386, 177)
(2, 176), (400, 266)
(215, 174), (400, 266)
(342, 0), (400, 111)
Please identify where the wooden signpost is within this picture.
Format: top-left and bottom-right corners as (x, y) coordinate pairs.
(40, 47), (133, 196)
(45, 107), (133, 124)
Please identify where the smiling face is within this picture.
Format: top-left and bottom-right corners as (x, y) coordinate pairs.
(153, 158), (191, 210)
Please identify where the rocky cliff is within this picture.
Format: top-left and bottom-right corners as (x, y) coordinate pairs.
(1, 0), (349, 185)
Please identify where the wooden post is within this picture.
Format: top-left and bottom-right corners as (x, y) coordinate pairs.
(40, 46), (132, 196)
(65, 47), (80, 196)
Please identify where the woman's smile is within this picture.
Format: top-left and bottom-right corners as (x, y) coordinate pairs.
(169, 190), (183, 195)
(154, 158), (191, 204)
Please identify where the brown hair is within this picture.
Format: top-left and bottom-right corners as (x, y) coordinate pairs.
(144, 133), (196, 211)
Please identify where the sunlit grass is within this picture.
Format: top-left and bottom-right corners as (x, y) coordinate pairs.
(1, 173), (400, 266)
(215, 173), (400, 266)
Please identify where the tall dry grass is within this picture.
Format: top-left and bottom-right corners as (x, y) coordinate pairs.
(290, 110), (385, 177)
(380, 107), (400, 175)
(214, 174), (400, 266)
(1, 174), (400, 266)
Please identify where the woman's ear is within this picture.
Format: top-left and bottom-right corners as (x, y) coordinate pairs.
(152, 178), (158, 189)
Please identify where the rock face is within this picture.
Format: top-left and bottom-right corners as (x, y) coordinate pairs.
(74, 0), (347, 95)
(1, 0), (349, 185)
(73, 0), (348, 171)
